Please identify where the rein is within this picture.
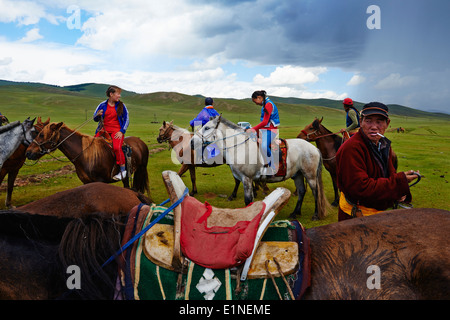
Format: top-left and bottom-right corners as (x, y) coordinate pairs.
(32, 118), (95, 160)
(196, 117), (252, 150)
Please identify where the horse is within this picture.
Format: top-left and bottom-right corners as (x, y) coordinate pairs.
(157, 120), (269, 199)
(0, 207), (448, 300)
(297, 117), (343, 206)
(0, 118), (35, 171)
(16, 181), (153, 218)
(0, 115), (9, 126)
(0, 117), (50, 208)
(191, 116), (328, 220)
(25, 122), (150, 195)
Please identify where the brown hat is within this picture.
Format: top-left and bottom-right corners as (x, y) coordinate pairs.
(361, 102), (389, 118)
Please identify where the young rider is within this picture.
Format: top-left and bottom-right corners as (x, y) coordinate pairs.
(93, 85), (130, 181)
(247, 90), (280, 175)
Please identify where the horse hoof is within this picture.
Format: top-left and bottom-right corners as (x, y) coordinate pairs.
(311, 215), (319, 221)
(288, 213), (298, 220)
(331, 201), (338, 207)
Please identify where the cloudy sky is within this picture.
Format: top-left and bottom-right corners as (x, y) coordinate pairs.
(0, 0), (449, 113)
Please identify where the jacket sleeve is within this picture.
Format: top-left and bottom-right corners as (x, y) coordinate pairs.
(120, 103), (129, 134)
(93, 102), (104, 122)
(252, 103), (273, 132)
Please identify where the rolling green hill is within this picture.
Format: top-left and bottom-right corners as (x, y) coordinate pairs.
(1, 80), (448, 121)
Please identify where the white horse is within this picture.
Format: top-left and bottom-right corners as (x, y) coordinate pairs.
(191, 116), (329, 220)
(0, 118), (35, 170)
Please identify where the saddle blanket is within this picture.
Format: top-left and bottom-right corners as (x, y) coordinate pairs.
(275, 139), (288, 177)
(118, 204), (311, 300)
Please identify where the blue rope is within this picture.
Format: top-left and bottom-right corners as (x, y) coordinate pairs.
(101, 187), (189, 268)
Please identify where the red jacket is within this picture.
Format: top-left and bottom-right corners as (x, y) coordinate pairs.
(336, 130), (411, 211)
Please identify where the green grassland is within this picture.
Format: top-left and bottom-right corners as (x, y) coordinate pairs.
(1, 82), (449, 228)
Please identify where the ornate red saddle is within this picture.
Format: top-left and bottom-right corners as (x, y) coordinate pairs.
(180, 196), (266, 269)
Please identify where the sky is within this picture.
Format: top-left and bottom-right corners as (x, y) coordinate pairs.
(0, 0), (449, 113)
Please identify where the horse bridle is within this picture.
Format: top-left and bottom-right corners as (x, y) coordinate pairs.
(195, 117), (251, 150)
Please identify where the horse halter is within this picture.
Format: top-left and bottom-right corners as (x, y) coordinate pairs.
(301, 129), (319, 142)
(157, 126), (173, 143)
(32, 126), (63, 155)
(21, 123), (35, 147)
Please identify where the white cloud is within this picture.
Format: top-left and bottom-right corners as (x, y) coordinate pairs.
(19, 28), (43, 43)
(347, 74), (365, 86)
(253, 66), (327, 87)
(0, 0), (61, 25)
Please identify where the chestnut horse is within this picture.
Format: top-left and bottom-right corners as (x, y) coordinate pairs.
(25, 122), (150, 195)
(16, 181), (152, 218)
(0, 207), (448, 299)
(157, 120), (269, 198)
(297, 117), (343, 206)
(0, 117), (49, 208)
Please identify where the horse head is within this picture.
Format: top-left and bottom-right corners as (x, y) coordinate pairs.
(21, 117), (36, 147)
(157, 120), (174, 143)
(26, 121), (64, 160)
(298, 117), (321, 141)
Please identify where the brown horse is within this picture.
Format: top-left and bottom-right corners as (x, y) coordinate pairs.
(25, 122), (150, 195)
(0, 207), (448, 299)
(297, 117), (343, 206)
(16, 181), (152, 218)
(0, 117), (50, 208)
(157, 120), (269, 198)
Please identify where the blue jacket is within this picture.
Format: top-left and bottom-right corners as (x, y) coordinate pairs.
(190, 106), (220, 127)
(260, 98), (280, 127)
(93, 100), (129, 134)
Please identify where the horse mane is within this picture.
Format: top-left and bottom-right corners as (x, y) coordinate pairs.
(59, 213), (126, 299)
(73, 129), (113, 172)
(220, 117), (243, 131)
(0, 121), (20, 134)
(314, 119), (343, 151)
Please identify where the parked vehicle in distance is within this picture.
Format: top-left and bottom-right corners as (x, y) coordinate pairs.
(237, 121), (251, 130)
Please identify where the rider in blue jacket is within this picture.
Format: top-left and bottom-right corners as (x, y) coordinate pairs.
(189, 97), (220, 129)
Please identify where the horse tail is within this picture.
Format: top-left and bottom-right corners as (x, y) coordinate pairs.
(132, 143), (150, 196)
(59, 213), (124, 299)
(315, 155), (330, 219)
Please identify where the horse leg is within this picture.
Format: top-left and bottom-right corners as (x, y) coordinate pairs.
(243, 176), (254, 206)
(228, 177), (240, 201)
(330, 173), (339, 207)
(188, 166), (197, 196)
(6, 169), (20, 208)
(289, 174), (306, 220)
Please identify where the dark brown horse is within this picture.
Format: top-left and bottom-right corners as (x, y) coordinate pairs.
(297, 117), (343, 206)
(157, 120), (269, 198)
(16, 181), (152, 218)
(0, 117), (50, 208)
(25, 122), (150, 195)
(1, 207), (448, 300)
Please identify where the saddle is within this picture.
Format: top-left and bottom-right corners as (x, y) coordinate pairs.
(142, 171), (297, 279)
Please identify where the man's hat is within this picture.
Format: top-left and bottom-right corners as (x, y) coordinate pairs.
(343, 98), (353, 106)
(205, 97), (213, 105)
(361, 102), (389, 118)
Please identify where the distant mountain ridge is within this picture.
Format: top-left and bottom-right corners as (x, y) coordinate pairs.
(1, 79), (448, 118)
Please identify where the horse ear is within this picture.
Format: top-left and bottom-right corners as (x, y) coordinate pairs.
(53, 122), (64, 130)
(319, 117), (323, 124)
(169, 120), (173, 126)
(162, 120), (166, 126)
